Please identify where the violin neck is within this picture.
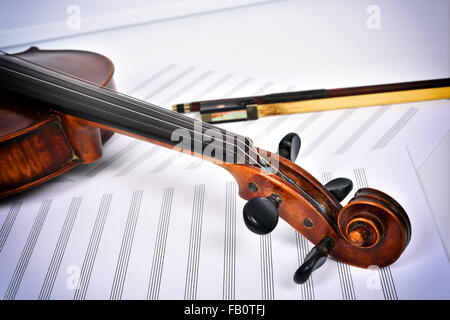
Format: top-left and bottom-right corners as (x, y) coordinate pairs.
(0, 52), (248, 164)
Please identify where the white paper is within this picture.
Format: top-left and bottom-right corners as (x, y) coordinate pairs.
(1, 0), (448, 300)
(0, 148), (448, 300)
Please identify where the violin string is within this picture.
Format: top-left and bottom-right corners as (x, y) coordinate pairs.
(1, 51), (273, 175)
(0, 51), (326, 213)
(0, 50), (243, 141)
(0, 54), (266, 170)
(247, 142), (327, 213)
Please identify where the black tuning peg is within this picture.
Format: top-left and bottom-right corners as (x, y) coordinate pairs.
(294, 236), (334, 284)
(324, 177), (353, 202)
(243, 194), (281, 235)
(278, 133), (301, 162)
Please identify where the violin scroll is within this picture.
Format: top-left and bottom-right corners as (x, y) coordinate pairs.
(220, 133), (411, 285)
(336, 188), (411, 263)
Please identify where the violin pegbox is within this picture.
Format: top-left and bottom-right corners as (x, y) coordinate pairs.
(221, 133), (411, 285)
(278, 133), (354, 202)
(242, 132), (301, 236)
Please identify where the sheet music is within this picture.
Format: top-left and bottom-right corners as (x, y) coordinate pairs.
(0, 148), (448, 299)
(1, 0), (449, 300)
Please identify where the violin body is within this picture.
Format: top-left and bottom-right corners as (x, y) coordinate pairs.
(0, 47), (411, 282)
(0, 48), (114, 198)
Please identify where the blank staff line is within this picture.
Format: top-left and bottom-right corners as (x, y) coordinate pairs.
(159, 71), (214, 106)
(147, 187), (174, 300)
(142, 67), (195, 101)
(379, 267), (390, 300)
(86, 140), (141, 177)
(82, 194), (113, 299)
(372, 107), (419, 150)
(184, 185), (205, 300)
(77, 196), (108, 298)
(4, 199), (52, 300)
(337, 262), (356, 300)
(110, 190), (143, 300)
(321, 171), (356, 300)
(295, 232), (315, 300)
(185, 190), (196, 300)
(191, 74), (233, 101)
(222, 182), (229, 300)
(352, 168), (398, 300)
(111, 194), (138, 299)
(253, 115), (292, 142)
(148, 189), (169, 300)
(336, 262), (346, 300)
(114, 191), (141, 299)
(39, 196), (82, 300)
(302, 109), (355, 157)
(321, 172), (333, 185)
(267, 234), (274, 299)
(0, 200), (22, 254)
(345, 263), (356, 300)
(353, 168), (369, 190)
(127, 64), (176, 96)
(378, 266), (398, 300)
(73, 193), (112, 300)
(354, 168), (363, 189)
(305, 244), (315, 299)
(154, 188), (173, 299)
(260, 234), (274, 300)
(334, 107), (388, 155)
(222, 182), (236, 300)
(114, 147), (158, 177)
(149, 188), (173, 299)
(221, 78), (253, 98)
(231, 184), (236, 299)
(149, 157), (175, 173)
(293, 113), (322, 134)
(259, 236), (264, 299)
(386, 267), (398, 299)
(253, 82), (275, 96)
(184, 158), (203, 171)
(192, 185), (205, 299)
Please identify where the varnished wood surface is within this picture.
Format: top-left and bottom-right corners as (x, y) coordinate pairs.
(0, 47), (115, 197)
(258, 86), (450, 117)
(174, 78), (450, 116)
(0, 114), (78, 197)
(220, 150), (410, 268)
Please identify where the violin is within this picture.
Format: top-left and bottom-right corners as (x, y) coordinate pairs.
(0, 47), (411, 284)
